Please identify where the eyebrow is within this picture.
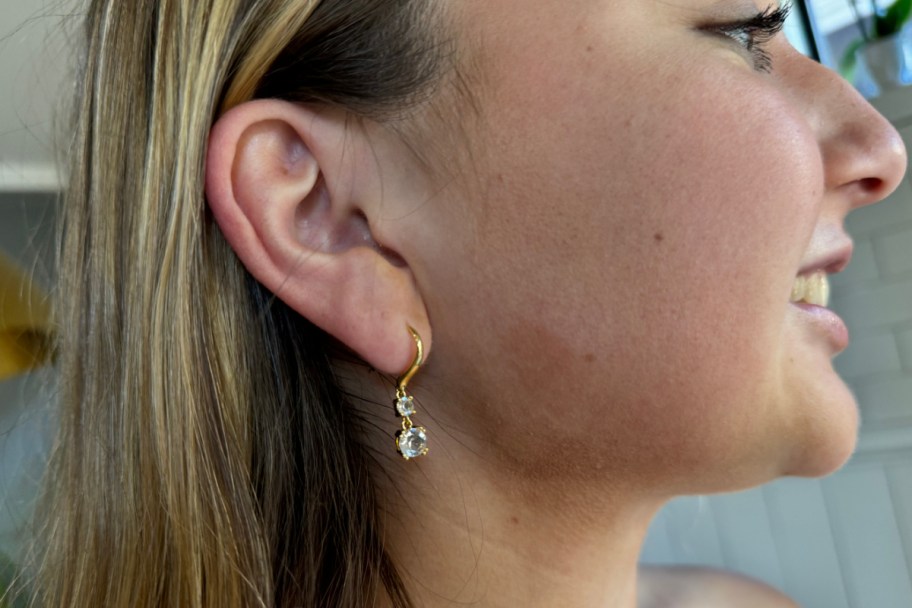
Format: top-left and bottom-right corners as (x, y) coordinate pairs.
(699, 0), (780, 18)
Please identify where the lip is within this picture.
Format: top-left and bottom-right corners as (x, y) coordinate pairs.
(790, 301), (849, 352)
(797, 241), (854, 277)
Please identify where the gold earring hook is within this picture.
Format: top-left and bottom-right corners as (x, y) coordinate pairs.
(396, 325), (423, 394)
(393, 325), (429, 459)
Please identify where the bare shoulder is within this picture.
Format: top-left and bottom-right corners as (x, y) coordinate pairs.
(638, 564), (800, 608)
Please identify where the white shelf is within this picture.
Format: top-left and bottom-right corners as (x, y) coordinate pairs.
(0, 162), (60, 194)
(856, 425), (912, 458)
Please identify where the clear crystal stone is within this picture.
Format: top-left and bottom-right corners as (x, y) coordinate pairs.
(398, 427), (428, 459)
(396, 395), (416, 417)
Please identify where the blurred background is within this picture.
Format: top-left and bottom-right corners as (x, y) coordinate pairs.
(1, 1), (912, 607)
(0, 0), (68, 603)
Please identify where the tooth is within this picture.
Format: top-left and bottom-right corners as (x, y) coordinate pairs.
(808, 276), (820, 305)
(790, 272), (830, 306)
(791, 275), (805, 302)
(805, 272), (829, 306)
(819, 273), (830, 307)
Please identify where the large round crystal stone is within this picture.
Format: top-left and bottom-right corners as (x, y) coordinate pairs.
(396, 395), (416, 417)
(398, 427), (428, 459)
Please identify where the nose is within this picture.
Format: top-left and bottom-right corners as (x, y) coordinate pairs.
(784, 51), (908, 212)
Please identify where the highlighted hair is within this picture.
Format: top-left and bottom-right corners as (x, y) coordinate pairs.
(21, 1), (446, 606)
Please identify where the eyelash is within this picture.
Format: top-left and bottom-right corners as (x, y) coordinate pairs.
(711, 3), (792, 73)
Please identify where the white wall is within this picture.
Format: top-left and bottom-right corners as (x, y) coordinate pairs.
(0, 0), (75, 191)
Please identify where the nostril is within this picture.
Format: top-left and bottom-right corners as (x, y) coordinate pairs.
(851, 175), (898, 210)
(859, 176), (884, 193)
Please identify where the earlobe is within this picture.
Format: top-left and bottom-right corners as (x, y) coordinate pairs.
(205, 99), (431, 375)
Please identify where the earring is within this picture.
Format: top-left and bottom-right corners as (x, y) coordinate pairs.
(394, 326), (428, 460)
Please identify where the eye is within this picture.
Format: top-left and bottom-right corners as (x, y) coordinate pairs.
(723, 28), (753, 49)
(707, 3), (792, 73)
(719, 25), (775, 72)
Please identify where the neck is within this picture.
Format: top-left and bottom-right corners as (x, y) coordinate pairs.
(377, 437), (666, 608)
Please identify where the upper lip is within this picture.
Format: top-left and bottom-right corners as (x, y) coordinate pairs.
(797, 241), (854, 276)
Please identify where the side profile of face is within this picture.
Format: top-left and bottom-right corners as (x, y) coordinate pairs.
(207, 0), (908, 503)
(198, 1), (909, 603)
(382, 0), (907, 492)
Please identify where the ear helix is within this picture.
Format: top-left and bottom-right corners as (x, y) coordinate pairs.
(393, 326), (428, 460)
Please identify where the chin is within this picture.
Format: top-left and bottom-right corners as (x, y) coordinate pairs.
(783, 380), (861, 478)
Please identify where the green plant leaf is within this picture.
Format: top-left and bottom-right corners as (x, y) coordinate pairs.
(840, 37), (867, 83)
(876, 0), (912, 37)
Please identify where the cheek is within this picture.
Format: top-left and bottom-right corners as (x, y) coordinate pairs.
(422, 20), (826, 482)
(480, 68), (820, 355)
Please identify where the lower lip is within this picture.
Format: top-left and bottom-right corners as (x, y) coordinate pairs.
(790, 302), (849, 351)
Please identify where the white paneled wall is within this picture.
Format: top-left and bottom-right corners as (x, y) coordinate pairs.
(642, 86), (912, 608)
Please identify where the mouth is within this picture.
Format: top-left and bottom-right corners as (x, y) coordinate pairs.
(789, 242), (853, 352)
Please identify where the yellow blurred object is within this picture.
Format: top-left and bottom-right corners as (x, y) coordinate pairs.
(0, 252), (51, 381)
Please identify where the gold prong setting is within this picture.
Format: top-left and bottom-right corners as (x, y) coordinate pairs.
(396, 395), (416, 417)
(395, 422), (428, 460)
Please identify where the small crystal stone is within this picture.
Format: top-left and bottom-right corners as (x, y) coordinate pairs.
(397, 427), (428, 459)
(396, 395), (416, 417)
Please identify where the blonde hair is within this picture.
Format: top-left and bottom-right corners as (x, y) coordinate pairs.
(18, 1), (446, 606)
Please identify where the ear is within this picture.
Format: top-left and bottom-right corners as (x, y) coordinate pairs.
(205, 100), (431, 376)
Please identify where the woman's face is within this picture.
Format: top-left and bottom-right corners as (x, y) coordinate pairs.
(390, 0), (907, 491)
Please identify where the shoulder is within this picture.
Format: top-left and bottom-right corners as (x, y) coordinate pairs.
(638, 564), (800, 608)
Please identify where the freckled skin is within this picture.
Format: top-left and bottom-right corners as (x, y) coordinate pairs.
(366, 1), (907, 606)
(396, 0), (906, 491)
